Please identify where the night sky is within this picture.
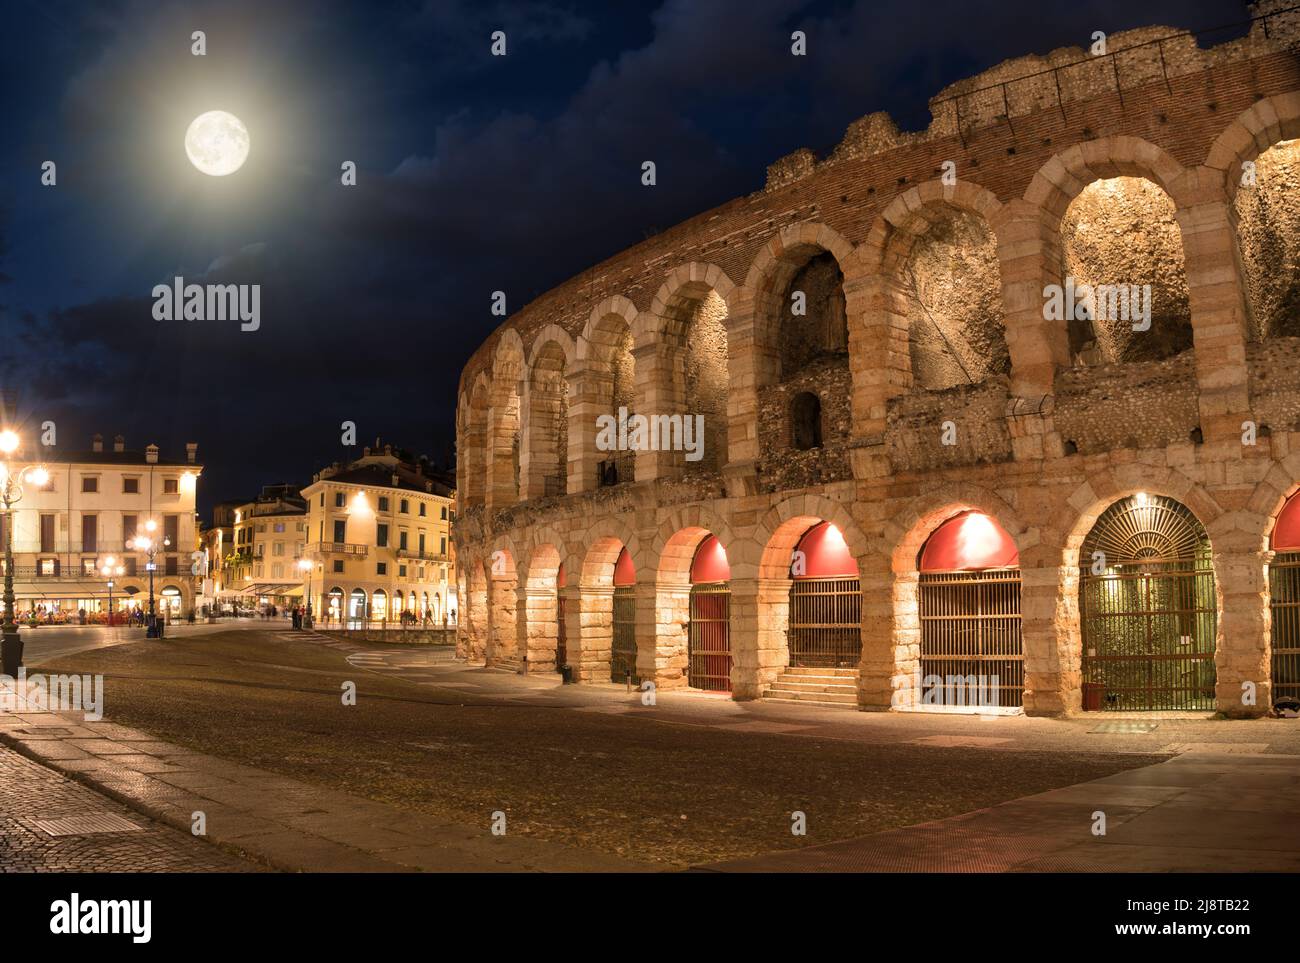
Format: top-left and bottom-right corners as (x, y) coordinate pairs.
(0, 0), (1249, 516)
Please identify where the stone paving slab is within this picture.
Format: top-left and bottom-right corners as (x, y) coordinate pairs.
(0, 709), (650, 873)
(701, 752), (1300, 872)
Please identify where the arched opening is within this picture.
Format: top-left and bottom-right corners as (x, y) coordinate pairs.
(1233, 139), (1300, 341)
(327, 586), (343, 625)
(688, 534), (732, 691)
(525, 341), (570, 498)
(463, 380), (490, 507)
(373, 589), (388, 622)
(900, 208), (1008, 391)
(394, 589), (404, 621)
(488, 341), (524, 508)
(611, 547), (637, 683)
(466, 561), (488, 660)
(1269, 490), (1300, 706)
(1061, 177), (1192, 364)
(1079, 494), (1216, 711)
(661, 287), (730, 476)
(348, 588), (367, 627)
(917, 511), (1023, 709)
(789, 392), (823, 451)
(788, 521), (860, 668)
(589, 313), (637, 487)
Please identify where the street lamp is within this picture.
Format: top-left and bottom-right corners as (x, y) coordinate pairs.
(100, 556), (125, 628)
(1, 429), (49, 676)
(297, 557), (314, 629)
(132, 519), (170, 638)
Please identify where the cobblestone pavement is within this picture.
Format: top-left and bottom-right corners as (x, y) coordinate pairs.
(0, 745), (258, 872)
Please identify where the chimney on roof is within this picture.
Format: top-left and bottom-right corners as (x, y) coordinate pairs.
(145, 443), (159, 464)
(92, 433), (103, 452)
(384, 444), (392, 455)
(186, 442), (197, 464)
(113, 434), (125, 453)
(391, 473), (400, 487)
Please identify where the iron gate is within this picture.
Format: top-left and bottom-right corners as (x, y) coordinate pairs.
(788, 577), (861, 668)
(1270, 551), (1300, 704)
(918, 570), (1023, 708)
(689, 582), (731, 691)
(611, 586), (639, 683)
(1080, 495), (1217, 711)
(556, 595), (567, 671)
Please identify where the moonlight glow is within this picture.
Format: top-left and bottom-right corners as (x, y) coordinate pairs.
(185, 110), (250, 176)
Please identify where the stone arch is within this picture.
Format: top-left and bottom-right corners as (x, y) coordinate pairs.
(464, 556), (489, 661)
(575, 297), (639, 491)
(851, 181), (1007, 434)
(522, 328), (575, 499)
(1205, 93), (1300, 205)
(1054, 467), (1226, 713)
(1223, 111), (1300, 340)
(635, 263), (737, 479)
(520, 533), (566, 673)
(487, 329), (526, 510)
(1247, 452), (1300, 553)
(741, 223), (858, 471)
(572, 521), (642, 684)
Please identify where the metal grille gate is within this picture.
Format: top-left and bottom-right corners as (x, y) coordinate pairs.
(689, 582), (731, 691)
(611, 586), (638, 683)
(918, 570), (1024, 708)
(555, 595), (567, 671)
(788, 577), (861, 668)
(1270, 552), (1300, 704)
(1080, 496), (1217, 711)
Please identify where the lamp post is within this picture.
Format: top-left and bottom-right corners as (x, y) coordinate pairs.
(100, 556), (124, 630)
(297, 557), (314, 629)
(1, 430), (49, 677)
(132, 519), (170, 638)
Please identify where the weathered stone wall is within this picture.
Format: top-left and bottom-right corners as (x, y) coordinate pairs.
(1248, 338), (1300, 432)
(779, 252), (848, 376)
(1055, 355), (1201, 454)
(886, 378), (1013, 472)
(757, 358), (853, 491)
(1235, 138), (1300, 339)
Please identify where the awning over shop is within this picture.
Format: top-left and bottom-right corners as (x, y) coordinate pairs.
(240, 583), (299, 597)
(13, 582), (142, 599)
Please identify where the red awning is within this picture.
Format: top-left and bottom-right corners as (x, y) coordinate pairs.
(919, 511), (1020, 572)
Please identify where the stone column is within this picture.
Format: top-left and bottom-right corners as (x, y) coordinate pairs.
(844, 273), (903, 479)
(1020, 563), (1073, 715)
(1213, 538), (1271, 717)
(632, 341), (683, 482)
(486, 573), (517, 666)
(641, 578), (689, 689)
(857, 561), (899, 708)
(569, 359), (607, 495)
(1174, 174), (1252, 448)
(573, 584), (613, 683)
(517, 584), (557, 674)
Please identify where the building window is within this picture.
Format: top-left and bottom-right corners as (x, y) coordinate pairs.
(273, 522), (285, 533)
(334, 492), (345, 508)
(399, 531), (408, 550)
(419, 533), (426, 554)
(164, 478), (179, 494)
(125, 558), (138, 576)
(399, 565), (408, 578)
(272, 542), (285, 557)
(333, 520), (346, 543)
(164, 515), (179, 549)
(440, 537), (446, 555)
(378, 496), (390, 512)
(81, 557), (97, 575)
(38, 558), (58, 577)
(272, 563), (284, 578)
(400, 499), (409, 514)
(441, 506), (448, 520)
(81, 476), (99, 493)
(165, 557), (178, 575)
(82, 514), (98, 552)
(377, 524), (389, 548)
(319, 493), (324, 507)
(40, 514), (55, 553)
(123, 477), (139, 494)
(332, 560), (344, 573)
(419, 503), (426, 517)
(377, 562), (387, 576)
(791, 392), (823, 450)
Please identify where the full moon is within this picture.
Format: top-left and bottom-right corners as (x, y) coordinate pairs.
(185, 110), (250, 176)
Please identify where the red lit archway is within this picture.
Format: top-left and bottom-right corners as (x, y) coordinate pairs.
(688, 534), (731, 691)
(612, 547), (637, 682)
(788, 522), (861, 669)
(1270, 491), (1300, 704)
(916, 511), (1023, 709)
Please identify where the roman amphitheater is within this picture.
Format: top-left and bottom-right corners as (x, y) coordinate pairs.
(454, 5), (1300, 717)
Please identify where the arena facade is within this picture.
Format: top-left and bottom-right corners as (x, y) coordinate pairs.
(454, 5), (1300, 717)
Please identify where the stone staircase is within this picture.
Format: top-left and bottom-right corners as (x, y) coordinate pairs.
(762, 666), (859, 708)
(489, 656), (522, 672)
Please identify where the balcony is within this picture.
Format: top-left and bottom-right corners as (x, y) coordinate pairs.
(308, 542), (369, 558)
(395, 548), (448, 562)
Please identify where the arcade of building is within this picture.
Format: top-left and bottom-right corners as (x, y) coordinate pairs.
(453, 19), (1300, 716)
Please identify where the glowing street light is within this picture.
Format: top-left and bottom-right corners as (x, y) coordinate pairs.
(298, 557), (315, 629)
(1, 431), (49, 675)
(132, 522), (171, 638)
(100, 557), (125, 627)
